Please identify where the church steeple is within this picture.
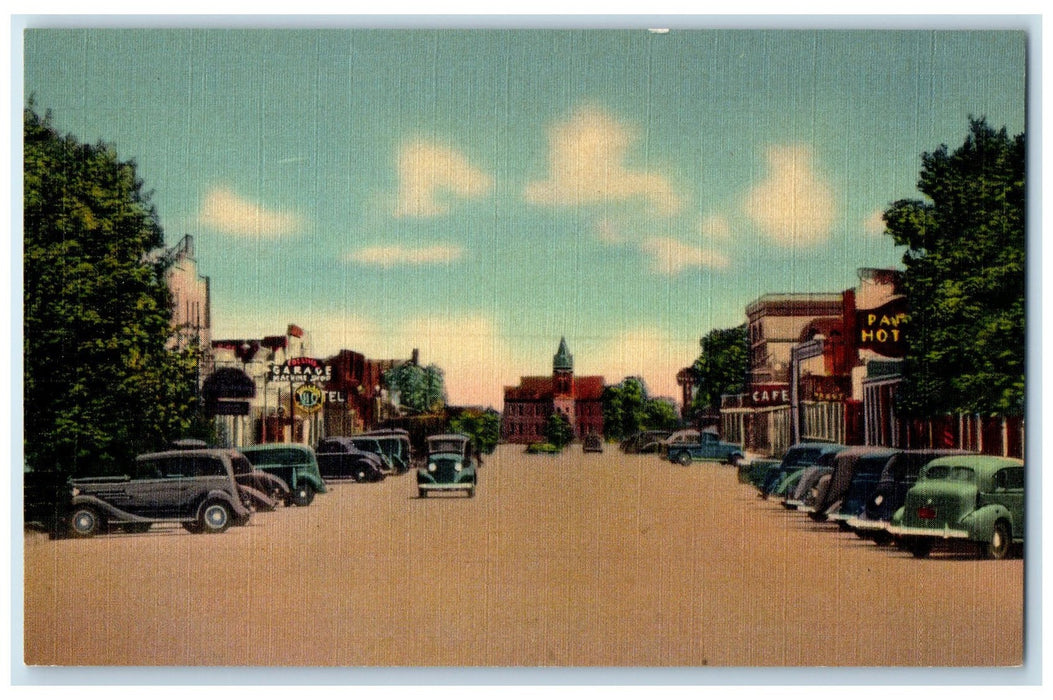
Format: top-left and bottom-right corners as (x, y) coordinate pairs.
(553, 336), (573, 372)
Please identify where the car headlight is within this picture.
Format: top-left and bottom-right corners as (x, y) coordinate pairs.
(72, 487), (80, 497)
(428, 462), (437, 473)
(454, 461), (463, 472)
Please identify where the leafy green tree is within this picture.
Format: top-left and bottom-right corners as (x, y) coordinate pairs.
(883, 118), (1025, 417)
(601, 376), (647, 441)
(383, 363), (447, 414)
(688, 325), (748, 416)
(449, 408), (501, 455)
(23, 104), (206, 476)
(644, 397), (682, 432)
(544, 411), (574, 449)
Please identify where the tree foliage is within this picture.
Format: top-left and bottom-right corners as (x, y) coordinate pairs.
(601, 376), (682, 441)
(449, 408), (501, 456)
(23, 104), (206, 476)
(688, 325), (748, 415)
(883, 118), (1025, 416)
(544, 411), (574, 449)
(383, 363), (447, 414)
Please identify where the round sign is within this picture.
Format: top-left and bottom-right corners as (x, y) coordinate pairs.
(294, 384), (324, 415)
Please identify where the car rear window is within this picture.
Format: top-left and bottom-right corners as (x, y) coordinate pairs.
(244, 448), (306, 466)
(923, 465), (976, 483)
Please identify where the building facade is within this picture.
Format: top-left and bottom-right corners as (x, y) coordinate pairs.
(502, 338), (605, 443)
(165, 235), (213, 378)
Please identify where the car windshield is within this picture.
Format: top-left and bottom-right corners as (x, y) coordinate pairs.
(243, 448), (305, 466)
(923, 465), (976, 483)
(784, 448), (823, 466)
(428, 440), (466, 454)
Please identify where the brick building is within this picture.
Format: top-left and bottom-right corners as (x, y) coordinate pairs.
(501, 338), (605, 443)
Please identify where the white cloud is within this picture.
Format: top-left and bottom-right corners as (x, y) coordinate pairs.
(394, 140), (492, 218)
(640, 236), (730, 275)
(864, 208), (887, 236)
(524, 105), (681, 215)
(198, 187), (301, 238)
(348, 244), (464, 267)
(699, 214), (732, 242)
(743, 144), (836, 246)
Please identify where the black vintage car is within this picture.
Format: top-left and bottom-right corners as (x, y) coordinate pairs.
(315, 437), (387, 482)
(67, 449), (254, 537)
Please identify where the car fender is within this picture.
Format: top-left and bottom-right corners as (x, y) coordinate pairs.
(70, 494), (151, 523)
(198, 489), (251, 519)
(890, 506), (905, 527)
(961, 504), (1018, 542)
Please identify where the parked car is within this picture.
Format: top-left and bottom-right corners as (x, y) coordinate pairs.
(67, 449), (253, 537)
(666, 429), (745, 467)
(418, 433), (477, 498)
(756, 443), (847, 499)
(239, 444), (329, 507)
(784, 459), (837, 511)
(888, 455), (1024, 559)
(661, 429), (700, 457)
(582, 432), (604, 453)
(347, 431), (413, 474)
(315, 437), (387, 482)
(741, 458), (780, 486)
(620, 430), (673, 454)
(845, 449), (974, 544)
(169, 438), (286, 511)
(803, 446), (898, 522)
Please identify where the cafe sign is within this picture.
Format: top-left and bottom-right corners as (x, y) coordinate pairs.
(750, 383), (791, 407)
(269, 356), (333, 383)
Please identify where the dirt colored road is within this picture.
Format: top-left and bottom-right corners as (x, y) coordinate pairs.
(23, 445), (1024, 667)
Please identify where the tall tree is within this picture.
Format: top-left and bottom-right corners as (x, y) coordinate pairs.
(449, 408), (501, 456)
(383, 363), (447, 414)
(23, 104), (205, 476)
(601, 376), (681, 440)
(688, 325), (748, 416)
(544, 411), (574, 449)
(883, 118), (1025, 417)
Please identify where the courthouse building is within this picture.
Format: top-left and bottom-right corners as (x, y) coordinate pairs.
(501, 338), (605, 443)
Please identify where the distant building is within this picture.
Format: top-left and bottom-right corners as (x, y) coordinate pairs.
(165, 235), (212, 377)
(502, 338), (605, 443)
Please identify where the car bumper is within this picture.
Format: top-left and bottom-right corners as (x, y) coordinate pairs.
(887, 524), (970, 539)
(418, 483), (474, 491)
(845, 516), (886, 532)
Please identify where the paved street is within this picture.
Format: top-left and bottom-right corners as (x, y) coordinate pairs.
(23, 445), (1024, 668)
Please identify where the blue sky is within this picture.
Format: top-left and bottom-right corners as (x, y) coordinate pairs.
(21, 26), (1026, 408)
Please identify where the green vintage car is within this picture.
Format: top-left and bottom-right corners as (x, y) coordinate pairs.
(238, 444), (329, 507)
(888, 455), (1024, 559)
(418, 434), (477, 498)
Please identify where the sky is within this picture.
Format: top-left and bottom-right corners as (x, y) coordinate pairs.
(20, 24), (1027, 409)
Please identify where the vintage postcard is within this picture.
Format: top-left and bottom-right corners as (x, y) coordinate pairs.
(16, 17), (1031, 683)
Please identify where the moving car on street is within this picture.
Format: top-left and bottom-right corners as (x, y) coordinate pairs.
(418, 433), (477, 498)
(67, 448), (253, 537)
(888, 455), (1024, 559)
(667, 429), (745, 467)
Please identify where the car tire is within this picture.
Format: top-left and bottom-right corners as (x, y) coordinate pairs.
(731, 454), (744, 468)
(69, 507), (103, 538)
(872, 531), (893, 546)
(290, 483), (315, 507)
(419, 488), (427, 498)
(467, 487), (475, 498)
(675, 452), (692, 466)
(198, 501), (232, 534)
(983, 521), (1012, 560)
(908, 538), (933, 558)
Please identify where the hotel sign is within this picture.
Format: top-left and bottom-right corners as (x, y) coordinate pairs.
(856, 297), (908, 358)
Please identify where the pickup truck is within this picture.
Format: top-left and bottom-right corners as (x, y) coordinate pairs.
(67, 448), (253, 537)
(666, 430), (745, 467)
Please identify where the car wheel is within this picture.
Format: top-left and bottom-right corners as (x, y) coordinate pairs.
(731, 454), (744, 468)
(675, 452), (692, 466)
(69, 507), (102, 538)
(983, 521), (1012, 560)
(198, 501), (232, 534)
(908, 538), (933, 558)
(467, 487), (475, 498)
(872, 531), (893, 546)
(355, 469), (367, 483)
(290, 483), (315, 507)
(419, 488), (427, 498)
